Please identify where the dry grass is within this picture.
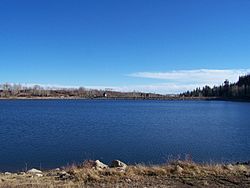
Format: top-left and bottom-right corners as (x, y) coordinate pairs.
(0, 160), (249, 187)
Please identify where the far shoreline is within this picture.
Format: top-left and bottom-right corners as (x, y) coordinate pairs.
(0, 96), (250, 102)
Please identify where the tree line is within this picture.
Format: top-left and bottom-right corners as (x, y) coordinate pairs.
(181, 74), (250, 99)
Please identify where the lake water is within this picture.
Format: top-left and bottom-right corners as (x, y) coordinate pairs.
(0, 99), (250, 171)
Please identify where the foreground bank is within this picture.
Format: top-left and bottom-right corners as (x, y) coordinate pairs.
(0, 160), (249, 188)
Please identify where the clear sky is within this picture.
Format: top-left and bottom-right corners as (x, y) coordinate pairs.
(0, 0), (250, 93)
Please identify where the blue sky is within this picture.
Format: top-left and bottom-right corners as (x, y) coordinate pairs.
(0, 0), (250, 93)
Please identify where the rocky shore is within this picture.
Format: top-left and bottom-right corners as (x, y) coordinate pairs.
(0, 160), (249, 188)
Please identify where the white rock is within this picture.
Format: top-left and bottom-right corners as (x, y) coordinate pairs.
(35, 173), (43, 177)
(110, 160), (127, 169)
(58, 171), (71, 180)
(176, 165), (184, 174)
(226, 164), (234, 171)
(94, 160), (108, 169)
(27, 168), (42, 174)
(125, 178), (132, 183)
(58, 171), (67, 175)
(4, 172), (11, 175)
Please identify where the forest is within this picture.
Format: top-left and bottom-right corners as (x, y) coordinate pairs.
(181, 74), (250, 100)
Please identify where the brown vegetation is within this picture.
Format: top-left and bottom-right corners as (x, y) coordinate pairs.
(0, 160), (249, 187)
(0, 83), (174, 100)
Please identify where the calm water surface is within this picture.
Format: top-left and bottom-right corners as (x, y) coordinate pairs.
(0, 99), (250, 171)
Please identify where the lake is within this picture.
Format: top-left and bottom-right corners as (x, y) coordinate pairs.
(0, 99), (250, 171)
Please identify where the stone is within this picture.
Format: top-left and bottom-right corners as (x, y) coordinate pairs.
(27, 168), (42, 174)
(110, 160), (127, 169)
(58, 171), (72, 180)
(4, 172), (11, 175)
(226, 164), (234, 171)
(175, 165), (184, 174)
(35, 173), (43, 177)
(58, 171), (67, 175)
(125, 178), (132, 183)
(94, 160), (108, 170)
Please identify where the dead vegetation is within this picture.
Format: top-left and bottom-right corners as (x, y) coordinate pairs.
(0, 160), (249, 187)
